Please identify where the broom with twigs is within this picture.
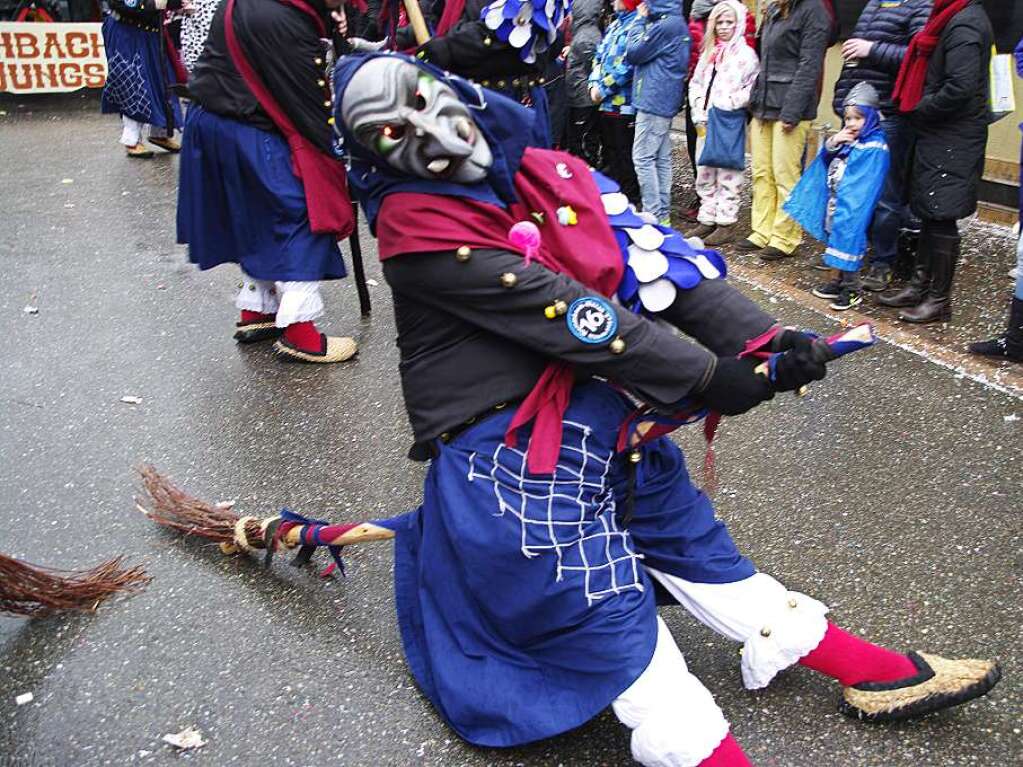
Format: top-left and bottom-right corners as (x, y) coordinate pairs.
(135, 465), (397, 576)
(0, 552), (150, 617)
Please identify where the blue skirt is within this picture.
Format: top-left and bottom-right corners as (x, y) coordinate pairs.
(100, 16), (182, 131)
(176, 106), (347, 282)
(392, 381), (754, 747)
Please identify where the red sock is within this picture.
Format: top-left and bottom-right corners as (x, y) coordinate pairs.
(283, 321), (322, 352)
(240, 310), (274, 324)
(701, 734), (752, 767)
(798, 622), (917, 687)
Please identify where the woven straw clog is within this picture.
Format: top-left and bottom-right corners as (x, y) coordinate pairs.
(148, 137), (181, 153)
(839, 651), (1001, 722)
(273, 335), (357, 364)
(125, 143), (154, 159)
(233, 320), (283, 344)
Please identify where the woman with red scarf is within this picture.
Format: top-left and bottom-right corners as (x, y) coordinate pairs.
(877, 0), (993, 324)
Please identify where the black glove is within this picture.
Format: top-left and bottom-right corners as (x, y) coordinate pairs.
(698, 356), (776, 416)
(770, 329), (828, 392)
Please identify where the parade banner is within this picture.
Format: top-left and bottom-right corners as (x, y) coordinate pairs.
(0, 22), (106, 94)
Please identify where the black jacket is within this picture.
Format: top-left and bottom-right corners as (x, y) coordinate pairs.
(108, 0), (182, 30)
(908, 0), (992, 221)
(188, 0), (336, 155)
(382, 246), (774, 456)
(566, 0), (603, 109)
(749, 0), (831, 124)
(417, 0), (539, 82)
(832, 0), (931, 117)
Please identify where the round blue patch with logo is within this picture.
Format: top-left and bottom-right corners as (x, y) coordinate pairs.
(566, 296), (619, 345)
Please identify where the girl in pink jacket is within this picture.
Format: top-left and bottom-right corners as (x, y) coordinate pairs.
(687, 0), (759, 246)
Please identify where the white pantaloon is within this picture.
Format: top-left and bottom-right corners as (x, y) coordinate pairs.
(235, 273), (324, 327)
(120, 116), (168, 147)
(612, 569), (828, 767)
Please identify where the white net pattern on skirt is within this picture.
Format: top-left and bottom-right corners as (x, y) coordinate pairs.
(467, 420), (644, 605)
(105, 51), (153, 120)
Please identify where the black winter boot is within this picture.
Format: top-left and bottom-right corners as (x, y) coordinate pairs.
(877, 234), (931, 309)
(968, 297), (1023, 362)
(900, 232), (959, 324)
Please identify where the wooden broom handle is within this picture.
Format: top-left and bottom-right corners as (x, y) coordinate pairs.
(282, 521), (395, 547)
(402, 0), (431, 45)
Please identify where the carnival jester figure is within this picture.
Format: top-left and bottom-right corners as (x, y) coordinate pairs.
(177, 0), (359, 363)
(138, 49), (1003, 767)
(260, 52), (998, 767)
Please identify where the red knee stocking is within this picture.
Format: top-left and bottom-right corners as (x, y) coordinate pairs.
(701, 734), (751, 767)
(798, 622), (917, 687)
(240, 310), (274, 324)
(282, 320), (322, 352)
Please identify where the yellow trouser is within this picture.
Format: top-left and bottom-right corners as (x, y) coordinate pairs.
(749, 118), (810, 254)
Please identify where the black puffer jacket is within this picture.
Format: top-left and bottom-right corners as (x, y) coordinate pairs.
(907, 0), (992, 221)
(749, 0), (832, 124)
(832, 0), (931, 116)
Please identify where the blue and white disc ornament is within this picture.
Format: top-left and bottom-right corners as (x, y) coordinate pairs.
(480, 0), (573, 64)
(589, 171), (728, 315)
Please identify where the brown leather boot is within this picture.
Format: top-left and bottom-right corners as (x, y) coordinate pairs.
(900, 232), (959, 324)
(704, 223), (738, 246)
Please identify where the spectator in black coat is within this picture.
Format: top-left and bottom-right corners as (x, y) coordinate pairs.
(877, 0), (993, 324)
(565, 0), (605, 164)
(832, 0), (931, 292)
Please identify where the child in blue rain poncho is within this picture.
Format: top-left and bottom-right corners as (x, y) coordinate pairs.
(784, 82), (890, 311)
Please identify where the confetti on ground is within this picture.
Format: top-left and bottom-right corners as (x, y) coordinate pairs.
(23, 305), (38, 315)
(120, 396), (143, 405)
(15, 692), (34, 706)
(162, 727), (206, 750)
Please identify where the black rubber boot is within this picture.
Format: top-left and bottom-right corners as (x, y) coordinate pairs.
(968, 297), (1023, 362)
(900, 232), (959, 324)
(877, 231), (931, 309)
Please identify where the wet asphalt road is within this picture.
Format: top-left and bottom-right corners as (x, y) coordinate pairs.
(1, 93), (1021, 767)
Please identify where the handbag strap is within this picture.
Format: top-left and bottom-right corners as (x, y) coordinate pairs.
(704, 65), (718, 112)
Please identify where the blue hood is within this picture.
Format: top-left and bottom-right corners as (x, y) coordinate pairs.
(646, 0), (681, 18)
(835, 105), (884, 159)
(332, 53), (549, 232)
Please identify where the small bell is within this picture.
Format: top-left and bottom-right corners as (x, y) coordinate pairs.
(456, 245), (471, 262)
(629, 450), (642, 464)
(500, 272), (518, 288)
(609, 337), (626, 355)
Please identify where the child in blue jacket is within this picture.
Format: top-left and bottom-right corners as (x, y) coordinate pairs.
(589, 0), (642, 203)
(626, 0), (689, 225)
(784, 82), (889, 311)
